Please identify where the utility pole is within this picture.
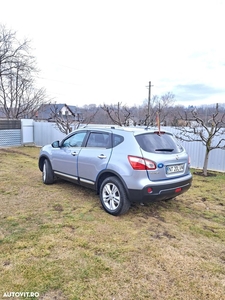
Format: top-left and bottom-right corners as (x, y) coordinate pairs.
(146, 81), (153, 118)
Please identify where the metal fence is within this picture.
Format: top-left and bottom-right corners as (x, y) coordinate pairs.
(33, 123), (225, 172)
(0, 120), (21, 146)
(34, 121), (66, 147)
(164, 127), (225, 173)
(0, 120), (225, 172)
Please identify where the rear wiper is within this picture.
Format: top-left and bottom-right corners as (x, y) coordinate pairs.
(155, 148), (174, 152)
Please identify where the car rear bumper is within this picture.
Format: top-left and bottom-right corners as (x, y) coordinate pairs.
(127, 175), (192, 203)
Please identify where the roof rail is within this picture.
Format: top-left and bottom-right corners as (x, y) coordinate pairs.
(81, 124), (122, 129)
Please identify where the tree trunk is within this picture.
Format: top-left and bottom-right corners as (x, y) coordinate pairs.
(203, 148), (210, 176)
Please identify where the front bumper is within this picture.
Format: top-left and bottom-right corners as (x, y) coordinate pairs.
(127, 176), (192, 203)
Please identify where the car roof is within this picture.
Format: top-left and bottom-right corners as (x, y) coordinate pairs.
(76, 125), (173, 135)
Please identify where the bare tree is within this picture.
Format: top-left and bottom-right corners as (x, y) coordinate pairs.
(176, 103), (225, 176)
(101, 102), (133, 126)
(50, 104), (76, 134)
(170, 105), (186, 126)
(77, 104), (100, 126)
(50, 104), (99, 134)
(158, 92), (176, 125)
(0, 25), (48, 119)
(0, 25), (28, 77)
(139, 92), (175, 126)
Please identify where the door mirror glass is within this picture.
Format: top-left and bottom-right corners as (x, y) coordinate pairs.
(52, 141), (60, 148)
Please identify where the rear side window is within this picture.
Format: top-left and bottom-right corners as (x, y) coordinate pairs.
(135, 133), (183, 154)
(86, 132), (110, 148)
(112, 134), (124, 147)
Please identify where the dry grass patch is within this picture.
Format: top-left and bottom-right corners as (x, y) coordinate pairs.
(0, 146), (225, 299)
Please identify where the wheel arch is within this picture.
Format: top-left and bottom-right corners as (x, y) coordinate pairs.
(96, 169), (129, 196)
(39, 155), (51, 172)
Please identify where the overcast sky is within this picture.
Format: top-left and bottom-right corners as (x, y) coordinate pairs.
(1, 0), (225, 107)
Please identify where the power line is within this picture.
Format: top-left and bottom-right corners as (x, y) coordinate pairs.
(36, 76), (81, 86)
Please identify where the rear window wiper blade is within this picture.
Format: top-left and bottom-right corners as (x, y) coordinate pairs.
(155, 148), (174, 152)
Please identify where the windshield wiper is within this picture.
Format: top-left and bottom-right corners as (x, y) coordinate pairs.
(155, 148), (174, 152)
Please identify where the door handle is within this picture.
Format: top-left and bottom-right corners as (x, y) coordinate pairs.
(71, 152), (78, 156)
(98, 154), (107, 159)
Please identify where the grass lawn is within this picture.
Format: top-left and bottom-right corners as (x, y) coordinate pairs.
(0, 146), (225, 300)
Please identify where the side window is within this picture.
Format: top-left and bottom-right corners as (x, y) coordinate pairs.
(86, 132), (110, 148)
(112, 134), (124, 147)
(62, 132), (86, 147)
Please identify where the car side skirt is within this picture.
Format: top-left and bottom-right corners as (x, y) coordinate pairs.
(54, 171), (78, 181)
(54, 171), (95, 189)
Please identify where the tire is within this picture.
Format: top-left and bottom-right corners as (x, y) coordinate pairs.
(42, 159), (54, 184)
(100, 176), (130, 216)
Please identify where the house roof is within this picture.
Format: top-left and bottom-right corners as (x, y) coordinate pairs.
(36, 103), (77, 120)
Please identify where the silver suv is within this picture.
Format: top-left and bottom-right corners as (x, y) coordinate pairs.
(38, 126), (192, 215)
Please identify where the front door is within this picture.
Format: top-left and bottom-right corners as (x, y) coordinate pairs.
(51, 131), (87, 179)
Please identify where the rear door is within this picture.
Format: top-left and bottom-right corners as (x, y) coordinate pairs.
(77, 131), (112, 186)
(135, 132), (189, 181)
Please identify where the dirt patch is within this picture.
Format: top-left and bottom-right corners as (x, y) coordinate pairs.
(193, 171), (217, 177)
(0, 147), (38, 159)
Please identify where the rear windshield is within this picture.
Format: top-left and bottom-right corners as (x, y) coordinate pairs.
(135, 132), (183, 154)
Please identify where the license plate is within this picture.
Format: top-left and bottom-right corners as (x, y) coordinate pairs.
(166, 164), (184, 174)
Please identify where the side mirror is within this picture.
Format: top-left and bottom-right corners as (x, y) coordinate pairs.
(51, 141), (60, 148)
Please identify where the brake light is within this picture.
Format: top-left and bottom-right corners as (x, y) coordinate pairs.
(128, 155), (156, 170)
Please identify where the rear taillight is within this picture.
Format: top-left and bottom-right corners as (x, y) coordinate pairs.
(128, 155), (156, 170)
